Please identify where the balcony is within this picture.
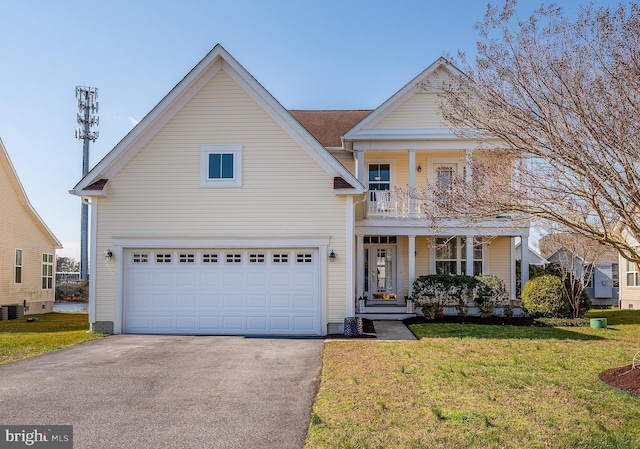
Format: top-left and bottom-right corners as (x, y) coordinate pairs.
(367, 190), (417, 217)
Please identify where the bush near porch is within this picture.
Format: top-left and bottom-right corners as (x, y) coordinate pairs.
(412, 274), (511, 318)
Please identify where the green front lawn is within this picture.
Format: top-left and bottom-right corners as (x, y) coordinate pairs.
(0, 312), (103, 366)
(306, 309), (640, 449)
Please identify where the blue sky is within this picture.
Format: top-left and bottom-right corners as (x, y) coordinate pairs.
(0, 0), (620, 259)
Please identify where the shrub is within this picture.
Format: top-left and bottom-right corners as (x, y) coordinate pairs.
(474, 275), (510, 318)
(413, 274), (511, 318)
(521, 275), (569, 318)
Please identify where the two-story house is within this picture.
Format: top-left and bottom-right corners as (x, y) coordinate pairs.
(71, 45), (529, 335)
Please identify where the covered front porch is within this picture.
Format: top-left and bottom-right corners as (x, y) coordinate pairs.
(353, 225), (531, 319)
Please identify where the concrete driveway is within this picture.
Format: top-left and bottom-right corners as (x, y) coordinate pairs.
(0, 335), (324, 449)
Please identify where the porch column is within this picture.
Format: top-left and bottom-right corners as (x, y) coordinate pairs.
(355, 151), (365, 184)
(465, 149), (473, 182)
(408, 235), (416, 296)
(521, 235), (530, 291)
(408, 150), (416, 214)
(465, 234), (474, 276)
(356, 234), (365, 300)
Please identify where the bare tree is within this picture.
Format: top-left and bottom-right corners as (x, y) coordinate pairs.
(430, 1), (640, 265)
(539, 232), (612, 317)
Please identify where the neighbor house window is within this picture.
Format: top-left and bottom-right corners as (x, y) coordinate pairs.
(15, 249), (23, 283)
(42, 253), (53, 289)
(612, 263), (619, 288)
(435, 237), (483, 276)
(626, 259), (638, 287)
(200, 145), (242, 187)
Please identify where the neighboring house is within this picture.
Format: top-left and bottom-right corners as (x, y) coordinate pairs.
(514, 240), (548, 266)
(538, 234), (619, 307)
(1, 138), (62, 315)
(71, 45), (529, 336)
(617, 229), (640, 310)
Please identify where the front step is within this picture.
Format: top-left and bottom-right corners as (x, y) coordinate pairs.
(356, 313), (416, 320)
(356, 304), (416, 320)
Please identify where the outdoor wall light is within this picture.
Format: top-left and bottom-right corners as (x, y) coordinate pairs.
(329, 250), (336, 262)
(417, 165), (422, 173)
(105, 250), (113, 261)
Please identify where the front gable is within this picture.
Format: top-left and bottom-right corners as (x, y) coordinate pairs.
(72, 45), (364, 197)
(344, 57), (464, 143)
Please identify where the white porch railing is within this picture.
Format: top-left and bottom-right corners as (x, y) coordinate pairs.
(367, 190), (422, 217)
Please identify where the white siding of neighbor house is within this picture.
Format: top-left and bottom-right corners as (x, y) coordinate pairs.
(93, 69), (349, 326)
(487, 237), (512, 291)
(619, 231), (640, 309)
(0, 148), (57, 312)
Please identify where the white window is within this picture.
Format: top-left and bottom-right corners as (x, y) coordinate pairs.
(156, 253), (172, 263)
(15, 249), (23, 283)
(42, 253), (53, 289)
(626, 259), (638, 287)
(435, 237), (483, 276)
(296, 253), (313, 263)
(226, 253), (242, 263)
(179, 253), (195, 263)
(133, 253), (149, 263)
(200, 145), (242, 187)
(273, 253), (289, 263)
(202, 253), (218, 263)
(249, 253), (265, 263)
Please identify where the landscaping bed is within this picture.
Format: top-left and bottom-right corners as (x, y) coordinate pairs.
(599, 365), (640, 396)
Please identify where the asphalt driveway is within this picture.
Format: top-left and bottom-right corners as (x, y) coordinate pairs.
(0, 335), (324, 449)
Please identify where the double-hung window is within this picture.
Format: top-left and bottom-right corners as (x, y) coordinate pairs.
(201, 145), (242, 187)
(435, 237), (483, 276)
(626, 258), (639, 287)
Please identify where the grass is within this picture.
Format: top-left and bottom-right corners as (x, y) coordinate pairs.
(306, 309), (640, 449)
(0, 312), (103, 366)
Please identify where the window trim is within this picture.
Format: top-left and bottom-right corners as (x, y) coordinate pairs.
(626, 257), (639, 287)
(200, 145), (243, 187)
(15, 248), (23, 284)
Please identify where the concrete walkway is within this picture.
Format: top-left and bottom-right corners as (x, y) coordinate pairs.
(373, 320), (417, 340)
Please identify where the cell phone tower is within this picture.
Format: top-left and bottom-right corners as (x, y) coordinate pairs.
(75, 86), (99, 281)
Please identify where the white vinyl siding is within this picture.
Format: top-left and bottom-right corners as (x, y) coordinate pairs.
(93, 69), (348, 328)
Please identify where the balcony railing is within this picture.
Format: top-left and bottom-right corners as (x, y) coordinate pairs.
(367, 190), (421, 217)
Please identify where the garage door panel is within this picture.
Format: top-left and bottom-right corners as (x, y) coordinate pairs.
(295, 295), (315, 308)
(177, 294), (197, 308)
(246, 316), (268, 331)
(200, 294), (220, 308)
(247, 295), (267, 308)
(176, 316), (197, 331)
(271, 295), (291, 308)
(125, 248), (320, 335)
(153, 295), (173, 308)
(223, 316), (243, 330)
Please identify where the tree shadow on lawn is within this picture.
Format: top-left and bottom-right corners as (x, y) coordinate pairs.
(406, 322), (605, 341)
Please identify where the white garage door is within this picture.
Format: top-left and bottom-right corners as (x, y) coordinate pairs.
(124, 248), (321, 335)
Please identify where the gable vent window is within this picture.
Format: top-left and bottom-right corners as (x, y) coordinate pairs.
(249, 253), (265, 263)
(202, 253), (218, 263)
(132, 253), (149, 263)
(226, 253), (242, 263)
(156, 253), (172, 263)
(273, 253), (289, 263)
(179, 253), (195, 263)
(296, 253), (313, 263)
